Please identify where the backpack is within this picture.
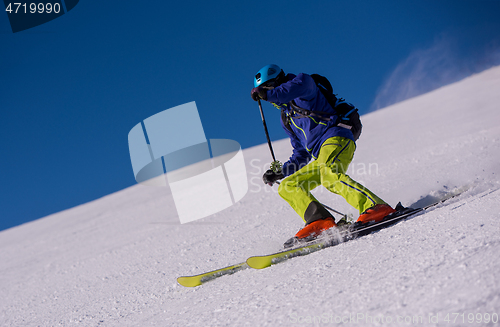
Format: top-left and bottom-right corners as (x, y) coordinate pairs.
(284, 74), (362, 141)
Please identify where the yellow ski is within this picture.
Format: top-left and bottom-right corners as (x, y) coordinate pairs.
(177, 262), (248, 287)
(178, 190), (467, 286)
(246, 242), (327, 269)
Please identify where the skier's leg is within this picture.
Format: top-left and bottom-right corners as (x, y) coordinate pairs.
(318, 137), (388, 214)
(278, 160), (331, 224)
(279, 160), (337, 246)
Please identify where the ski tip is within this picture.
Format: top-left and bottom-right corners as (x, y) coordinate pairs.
(177, 276), (202, 287)
(246, 256), (273, 269)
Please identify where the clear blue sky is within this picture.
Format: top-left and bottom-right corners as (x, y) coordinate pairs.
(1, 0), (499, 231)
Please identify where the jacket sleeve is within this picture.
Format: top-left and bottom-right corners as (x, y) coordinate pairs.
(280, 114), (311, 177)
(282, 139), (311, 177)
(267, 73), (316, 104)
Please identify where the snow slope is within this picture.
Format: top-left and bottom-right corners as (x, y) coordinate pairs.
(2, 66), (500, 327)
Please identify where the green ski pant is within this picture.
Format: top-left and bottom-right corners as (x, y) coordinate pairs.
(278, 136), (387, 225)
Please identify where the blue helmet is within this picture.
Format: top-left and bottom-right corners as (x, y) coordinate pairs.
(254, 64), (283, 87)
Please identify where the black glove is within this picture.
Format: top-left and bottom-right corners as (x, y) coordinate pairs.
(251, 86), (267, 101)
(262, 169), (284, 186)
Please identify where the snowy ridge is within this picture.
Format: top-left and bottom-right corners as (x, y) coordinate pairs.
(1, 67), (500, 326)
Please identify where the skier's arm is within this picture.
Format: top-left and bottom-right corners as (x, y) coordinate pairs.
(282, 143), (310, 177)
(280, 119), (311, 177)
(266, 73), (316, 104)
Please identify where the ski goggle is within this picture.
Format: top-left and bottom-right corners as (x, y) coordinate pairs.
(261, 79), (278, 89)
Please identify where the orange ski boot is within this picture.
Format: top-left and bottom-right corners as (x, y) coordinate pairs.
(356, 204), (396, 224)
(284, 217), (337, 248)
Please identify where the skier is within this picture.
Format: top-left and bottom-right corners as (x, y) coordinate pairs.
(251, 64), (396, 247)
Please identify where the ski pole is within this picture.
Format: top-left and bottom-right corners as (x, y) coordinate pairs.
(257, 100), (281, 172)
(317, 203), (346, 218)
(274, 181), (346, 218)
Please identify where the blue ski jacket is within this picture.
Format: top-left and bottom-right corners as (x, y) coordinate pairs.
(265, 73), (355, 177)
